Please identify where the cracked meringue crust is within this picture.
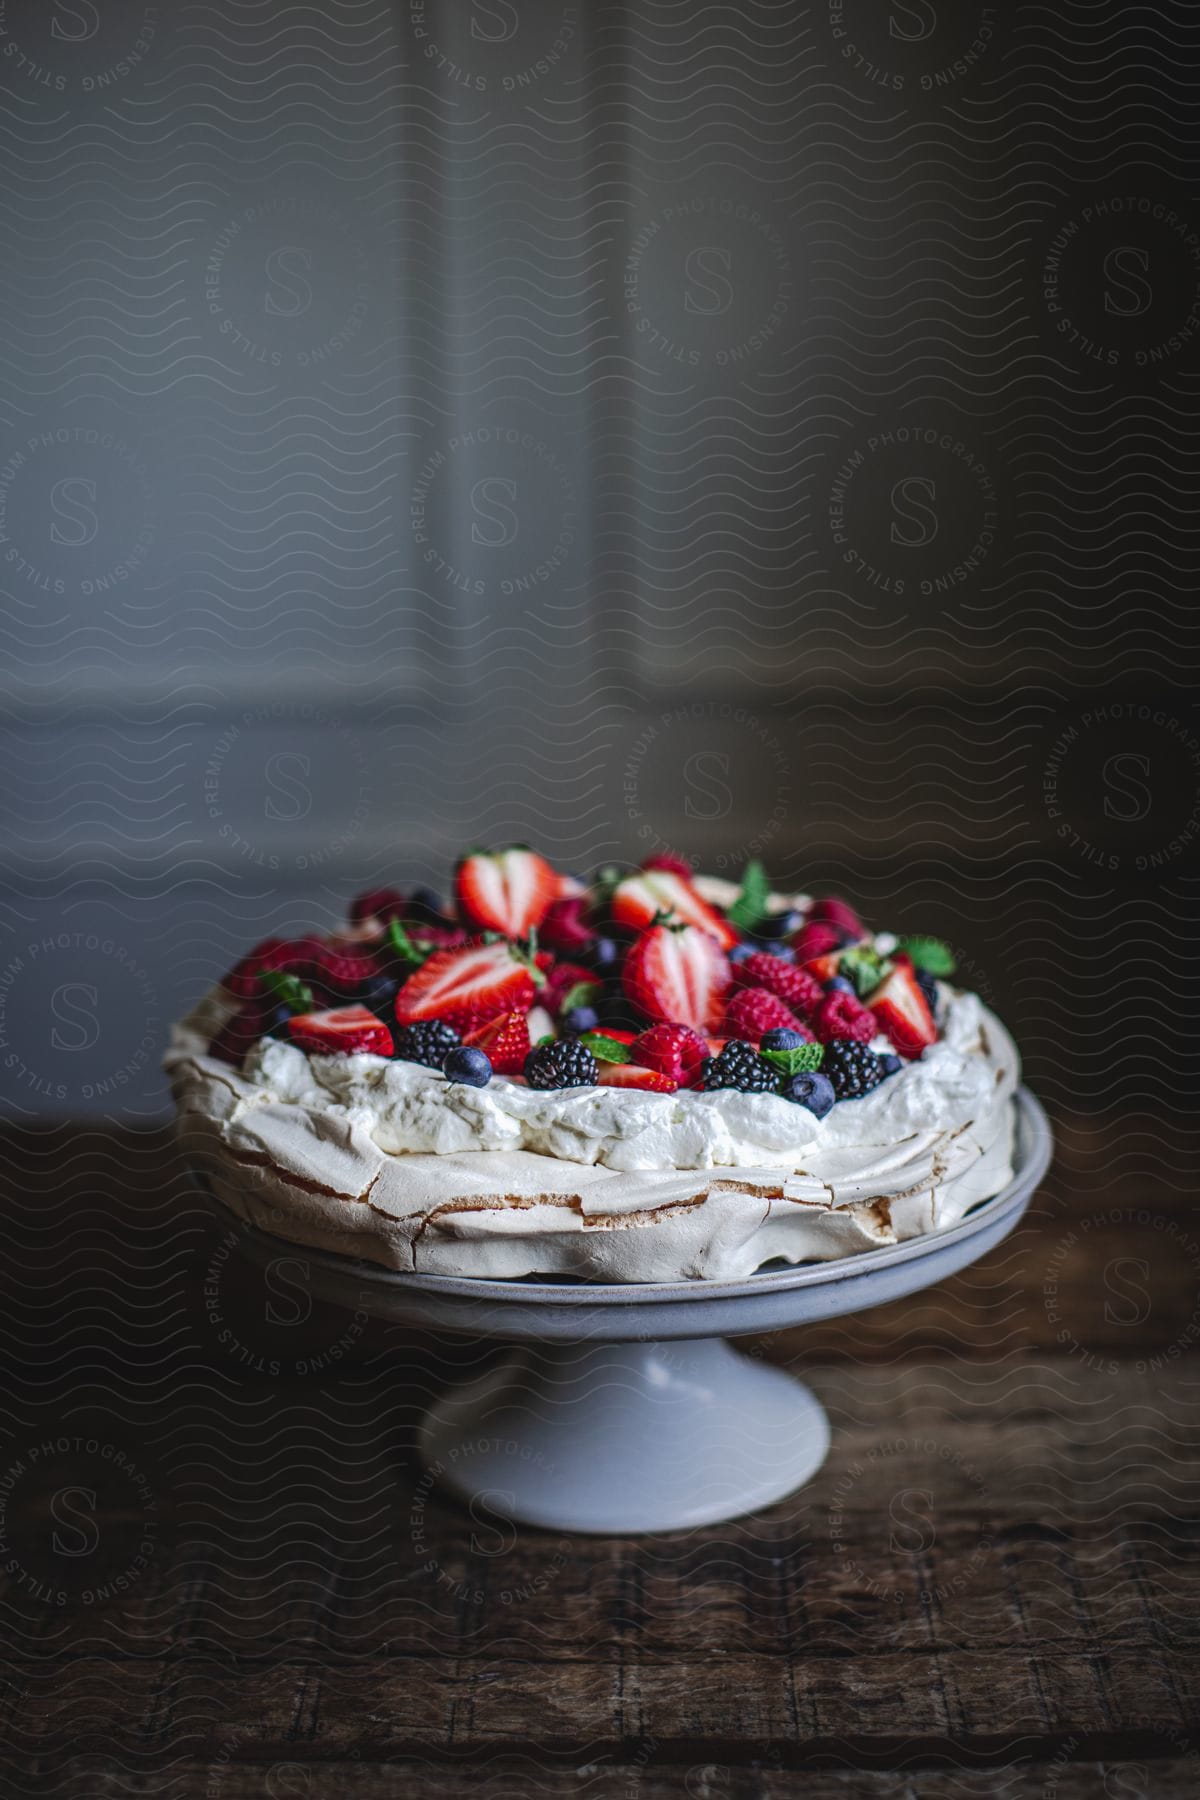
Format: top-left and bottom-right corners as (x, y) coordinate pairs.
(167, 981), (1019, 1283)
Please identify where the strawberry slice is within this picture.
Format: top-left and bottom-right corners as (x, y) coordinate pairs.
(394, 940), (538, 1034)
(610, 869), (739, 950)
(622, 923), (729, 1032)
(286, 1005), (393, 1057)
(455, 847), (558, 938)
(632, 1021), (709, 1084)
(596, 1062), (677, 1094)
(868, 963), (937, 1058)
(462, 1009), (531, 1075)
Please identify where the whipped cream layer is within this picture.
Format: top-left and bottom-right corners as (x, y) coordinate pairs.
(168, 984), (1018, 1282)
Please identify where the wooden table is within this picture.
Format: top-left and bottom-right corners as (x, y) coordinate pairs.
(0, 1120), (1196, 1797)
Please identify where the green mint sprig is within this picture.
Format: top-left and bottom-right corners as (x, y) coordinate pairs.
(759, 1042), (824, 1080)
(898, 935), (957, 977)
(559, 980), (602, 1014)
(578, 1032), (632, 1065)
(258, 969), (314, 1014)
(725, 858), (771, 934)
(839, 945), (894, 998)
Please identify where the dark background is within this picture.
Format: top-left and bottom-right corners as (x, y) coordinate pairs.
(1, 0), (1196, 1127)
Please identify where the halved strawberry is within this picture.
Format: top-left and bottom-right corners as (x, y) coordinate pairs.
(286, 1005), (393, 1058)
(631, 1021), (709, 1084)
(868, 964), (937, 1058)
(455, 847), (558, 938)
(622, 923), (728, 1032)
(463, 1009), (532, 1075)
(394, 940), (538, 1034)
(596, 1062), (677, 1094)
(610, 869), (739, 950)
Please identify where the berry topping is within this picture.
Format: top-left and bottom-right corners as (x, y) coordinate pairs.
(813, 989), (877, 1045)
(700, 1039), (775, 1093)
(610, 868), (739, 949)
(524, 1038), (599, 1090)
(348, 887), (409, 925)
(394, 940), (539, 1034)
(781, 1070), (837, 1117)
(760, 1027), (807, 1052)
(822, 1039), (887, 1100)
(807, 897), (866, 939)
(792, 920), (850, 965)
(622, 922), (729, 1032)
(723, 986), (813, 1045)
(393, 1018), (462, 1069)
(879, 1053), (902, 1077)
(867, 963), (938, 1059)
(286, 1005), (393, 1058)
(455, 846), (558, 938)
(731, 952), (824, 1020)
(595, 1061), (677, 1093)
(561, 1005), (600, 1036)
(631, 1021), (709, 1085)
(462, 1009), (532, 1075)
(442, 1045), (492, 1088)
(588, 936), (621, 971)
(824, 975), (856, 996)
(539, 895), (596, 956)
(642, 851), (695, 879)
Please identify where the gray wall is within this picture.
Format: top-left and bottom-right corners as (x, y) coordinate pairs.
(1, 1), (1195, 1117)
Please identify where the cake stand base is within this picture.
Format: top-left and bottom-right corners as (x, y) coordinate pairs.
(417, 1336), (830, 1534)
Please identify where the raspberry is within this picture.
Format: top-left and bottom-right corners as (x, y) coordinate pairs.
(349, 887), (409, 925)
(823, 1039), (886, 1100)
(813, 990), (876, 1045)
(543, 960), (597, 1015)
(733, 952), (824, 1019)
(525, 1039), (598, 1090)
(393, 1019), (461, 1068)
(700, 1040), (774, 1093)
(793, 921), (849, 964)
(632, 1022), (709, 1084)
(539, 896), (596, 956)
(723, 987), (810, 1044)
(807, 897), (865, 939)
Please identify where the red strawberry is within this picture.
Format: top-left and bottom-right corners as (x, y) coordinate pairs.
(539, 895), (596, 956)
(643, 852), (694, 879)
(622, 923), (728, 1032)
(631, 1021), (709, 1085)
(596, 1062), (677, 1094)
(610, 869), (739, 950)
(723, 987), (814, 1045)
(209, 1002), (268, 1066)
(807, 897), (866, 938)
(348, 887), (409, 925)
(543, 960), (598, 1016)
(394, 940), (538, 1034)
(869, 964), (937, 1058)
(732, 952), (824, 1019)
(463, 1009), (532, 1075)
(455, 847), (558, 938)
(792, 920), (847, 965)
(286, 1005), (393, 1058)
(813, 990), (876, 1045)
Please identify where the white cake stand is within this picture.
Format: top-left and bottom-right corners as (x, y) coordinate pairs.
(202, 1087), (1050, 1535)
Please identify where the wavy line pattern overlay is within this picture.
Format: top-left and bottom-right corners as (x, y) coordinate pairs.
(0, 0), (1197, 1795)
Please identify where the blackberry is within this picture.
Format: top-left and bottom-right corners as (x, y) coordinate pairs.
(393, 1018), (461, 1069)
(701, 1039), (774, 1094)
(823, 1038), (885, 1100)
(525, 1038), (598, 1090)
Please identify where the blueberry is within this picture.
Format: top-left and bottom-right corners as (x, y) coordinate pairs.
(761, 1027), (806, 1052)
(879, 1053), (902, 1078)
(264, 1004), (293, 1037)
(408, 886), (448, 925)
(360, 975), (399, 1015)
(782, 1071), (836, 1118)
(761, 942), (795, 960)
(825, 975), (855, 995)
(728, 943), (755, 965)
(442, 1045), (492, 1087)
(589, 936), (620, 971)
(561, 1005), (599, 1036)
(755, 908), (801, 941)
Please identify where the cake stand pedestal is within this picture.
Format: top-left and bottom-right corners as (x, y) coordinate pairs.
(207, 1086), (1050, 1535)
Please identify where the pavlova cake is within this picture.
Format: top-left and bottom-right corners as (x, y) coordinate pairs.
(167, 849), (1018, 1281)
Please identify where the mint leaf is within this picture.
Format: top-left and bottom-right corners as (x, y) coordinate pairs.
(259, 969), (314, 1014)
(387, 918), (434, 967)
(899, 936), (957, 977)
(579, 1032), (632, 1065)
(559, 980), (602, 1014)
(759, 1042), (824, 1079)
(726, 859), (771, 933)
(840, 946), (894, 998)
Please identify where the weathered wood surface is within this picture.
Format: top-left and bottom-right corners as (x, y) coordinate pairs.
(0, 1123), (1196, 1797)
